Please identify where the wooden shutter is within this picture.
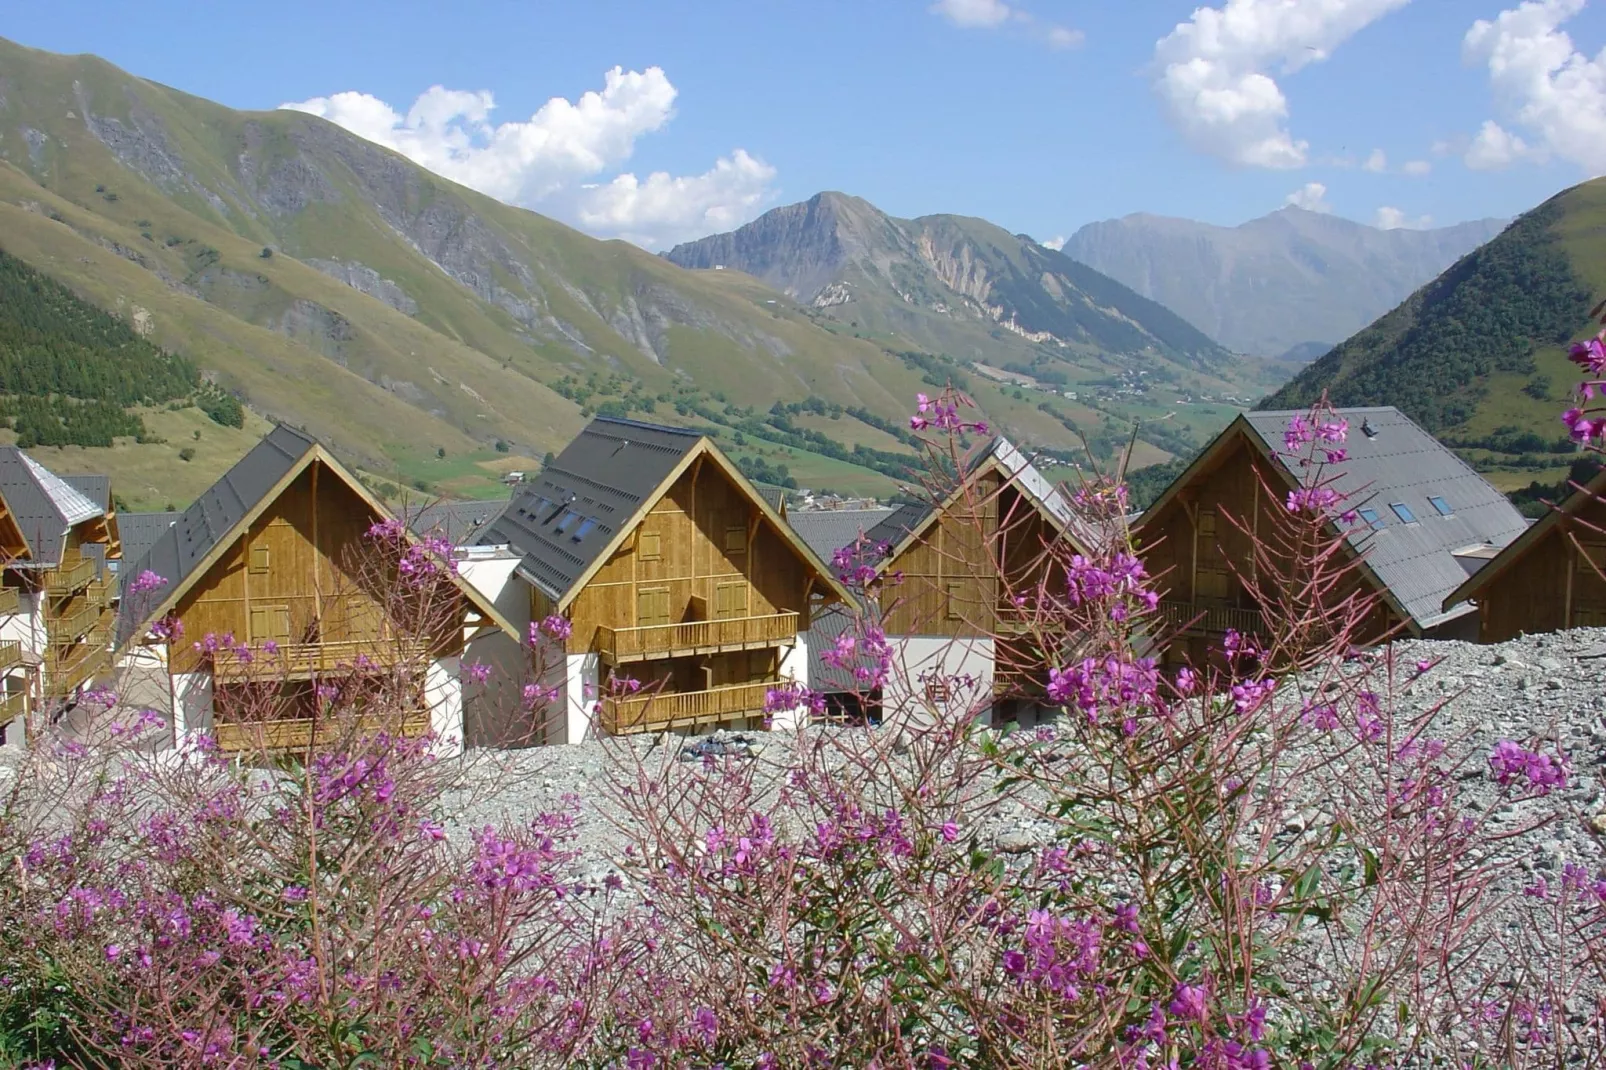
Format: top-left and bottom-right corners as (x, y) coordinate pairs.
(637, 587), (671, 627)
(724, 526), (747, 554)
(715, 582), (747, 619)
(639, 531), (662, 561)
(249, 604), (291, 641)
(248, 545), (271, 574)
(945, 582), (965, 620)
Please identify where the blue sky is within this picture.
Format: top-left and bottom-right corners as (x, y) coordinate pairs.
(5, 0), (1606, 247)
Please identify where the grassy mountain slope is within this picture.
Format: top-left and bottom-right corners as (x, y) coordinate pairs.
(1064, 207), (1508, 359)
(0, 38), (1177, 504)
(1261, 179), (1606, 490)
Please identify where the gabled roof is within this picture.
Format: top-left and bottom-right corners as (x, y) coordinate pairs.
(478, 416), (854, 608)
(410, 499), (507, 547)
(1442, 463), (1606, 611)
(862, 437), (1089, 570)
(1140, 407), (1528, 632)
(62, 474), (112, 511)
(117, 425), (519, 649)
(752, 482), (790, 515)
(787, 508), (897, 564)
(117, 512), (179, 578)
(0, 448), (105, 566)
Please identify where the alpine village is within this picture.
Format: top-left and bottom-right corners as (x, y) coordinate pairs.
(8, 11), (1606, 1067)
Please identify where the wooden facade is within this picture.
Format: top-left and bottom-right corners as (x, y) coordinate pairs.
(1446, 472), (1606, 642)
(537, 452), (834, 735)
(1134, 426), (1401, 665)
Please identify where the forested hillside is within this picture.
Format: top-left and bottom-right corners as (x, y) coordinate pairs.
(1260, 180), (1606, 493)
(0, 247), (242, 447)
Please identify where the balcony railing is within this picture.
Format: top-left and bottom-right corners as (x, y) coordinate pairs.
(45, 557), (96, 599)
(1158, 600), (1267, 637)
(213, 709), (431, 753)
(48, 598), (105, 644)
(46, 639), (110, 696)
(0, 588), (21, 617)
(0, 640), (20, 674)
(595, 611), (799, 662)
(211, 638), (428, 681)
(600, 679), (776, 735)
(0, 691), (25, 723)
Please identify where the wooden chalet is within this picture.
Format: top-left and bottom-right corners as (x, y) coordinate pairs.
(116, 426), (517, 753)
(473, 417), (852, 742)
(789, 437), (1088, 726)
(1441, 465), (1606, 641)
(0, 451), (121, 745)
(1134, 406), (1528, 662)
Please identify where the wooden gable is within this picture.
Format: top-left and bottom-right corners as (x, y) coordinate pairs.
(561, 447), (834, 655)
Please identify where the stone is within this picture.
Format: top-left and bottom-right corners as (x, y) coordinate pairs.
(1587, 812), (1606, 836)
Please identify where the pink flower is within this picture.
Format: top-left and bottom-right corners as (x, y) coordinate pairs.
(128, 569), (166, 595)
(940, 821), (959, 843)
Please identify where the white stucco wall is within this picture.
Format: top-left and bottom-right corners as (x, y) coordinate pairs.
(426, 654), (464, 756)
(457, 551), (539, 747)
(564, 652), (599, 745)
(173, 671), (214, 741)
(769, 631), (812, 731)
(0, 594), (45, 736)
(880, 635), (997, 731)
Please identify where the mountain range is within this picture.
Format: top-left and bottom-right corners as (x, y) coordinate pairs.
(1063, 208), (1509, 359)
(1263, 177), (1606, 495)
(0, 37), (1295, 506)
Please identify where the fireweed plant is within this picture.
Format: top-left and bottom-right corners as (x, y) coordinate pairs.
(0, 392), (1595, 1067)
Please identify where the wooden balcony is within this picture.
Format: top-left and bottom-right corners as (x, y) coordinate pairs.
(1159, 600), (1266, 637)
(0, 640), (20, 674)
(0, 588), (21, 617)
(48, 598), (105, 644)
(45, 557), (96, 599)
(211, 638), (428, 681)
(600, 679), (775, 735)
(46, 638), (110, 697)
(595, 611), (799, 663)
(0, 691), (25, 723)
(214, 709), (431, 753)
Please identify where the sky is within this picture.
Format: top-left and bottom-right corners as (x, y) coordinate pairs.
(6, 0), (1606, 249)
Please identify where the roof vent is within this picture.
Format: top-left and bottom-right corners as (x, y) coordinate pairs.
(1361, 418), (1378, 439)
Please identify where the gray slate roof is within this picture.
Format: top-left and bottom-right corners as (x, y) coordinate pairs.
(0, 448), (105, 567)
(117, 513), (179, 579)
(62, 474), (112, 511)
(117, 425), (316, 643)
(476, 417), (704, 601)
(1240, 407), (1529, 630)
(752, 483), (789, 514)
(787, 508), (897, 564)
(410, 499), (507, 547)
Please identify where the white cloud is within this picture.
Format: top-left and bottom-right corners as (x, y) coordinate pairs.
(1285, 181), (1333, 212)
(575, 150), (778, 248)
(1402, 158), (1432, 175)
(1363, 147), (1388, 172)
(1153, 0), (1413, 169)
(282, 67), (776, 248)
(1462, 0), (1606, 174)
(1464, 118), (1532, 169)
(1039, 235), (1068, 250)
(931, 0), (1013, 27)
(1374, 205), (1433, 228)
(930, 0), (1082, 49)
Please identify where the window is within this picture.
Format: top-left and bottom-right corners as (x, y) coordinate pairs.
(637, 587), (671, 627)
(571, 517), (597, 543)
(1389, 502), (1417, 524)
(248, 545), (271, 574)
(715, 582), (748, 619)
(924, 677), (951, 704)
(553, 509), (577, 534)
(724, 526), (747, 554)
(1427, 495), (1453, 516)
(248, 604), (291, 642)
(1356, 507), (1385, 530)
(639, 531), (661, 561)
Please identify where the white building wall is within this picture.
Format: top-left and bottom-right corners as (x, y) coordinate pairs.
(769, 632), (812, 732)
(173, 672), (215, 741)
(880, 635), (996, 731)
(0, 594), (45, 743)
(425, 655), (464, 756)
(564, 652), (599, 745)
(456, 551), (540, 747)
